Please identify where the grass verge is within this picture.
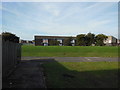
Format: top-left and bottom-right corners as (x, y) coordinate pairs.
(22, 45), (118, 57)
(42, 62), (119, 88)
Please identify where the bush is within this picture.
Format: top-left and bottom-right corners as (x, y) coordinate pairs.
(63, 37), (72, 46)
(2, 32), (19, 43)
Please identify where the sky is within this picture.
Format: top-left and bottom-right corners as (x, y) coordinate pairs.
(0, 2), (118, 40)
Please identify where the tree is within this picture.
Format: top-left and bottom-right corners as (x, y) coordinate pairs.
(95, 34), (108, 46)
(2, 32), (19, 43)
(63, 37), (72, 46)
(76, 34), (86, 46)
(49, 39), (60, 46)
(85, 33), (95, 46)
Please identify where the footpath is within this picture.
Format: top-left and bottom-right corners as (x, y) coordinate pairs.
(3, 60), (46, 88)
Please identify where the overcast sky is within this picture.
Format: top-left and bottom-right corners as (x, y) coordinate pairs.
(0, 2), (118, 40)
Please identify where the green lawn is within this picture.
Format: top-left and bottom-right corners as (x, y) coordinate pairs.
(42, 62), (119, 88)
(21, 45), (119, 88)
(22, 45), (118, 57)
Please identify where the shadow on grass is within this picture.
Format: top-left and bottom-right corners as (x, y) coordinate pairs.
(2, 58), (119, 88)
(41, 59), (119, 88)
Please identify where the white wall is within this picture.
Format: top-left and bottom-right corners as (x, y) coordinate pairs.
(57, 39), (62, 43)
(71, 40), (75, 43)
(43, 39), (48, 43)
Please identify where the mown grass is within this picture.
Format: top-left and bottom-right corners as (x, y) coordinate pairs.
(42, 62), (119, 88)
(22, 45), (118, 57)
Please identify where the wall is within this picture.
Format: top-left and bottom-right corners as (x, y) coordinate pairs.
(111, 36), (117, 43)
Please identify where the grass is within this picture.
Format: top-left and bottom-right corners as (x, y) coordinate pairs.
(21, 45), (119, 88)
(22, 45), (118, 57)
(42, 61), (119, 88)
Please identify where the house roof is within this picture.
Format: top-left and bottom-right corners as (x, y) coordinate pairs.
(35, 35), (76, 39)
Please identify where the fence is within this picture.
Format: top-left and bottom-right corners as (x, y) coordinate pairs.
(0, 35), (2, 89)
(2, 40), (21, 78)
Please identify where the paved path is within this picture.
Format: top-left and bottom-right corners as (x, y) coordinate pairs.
(21, 57), (118, 62)
(3, 60), (46, 88)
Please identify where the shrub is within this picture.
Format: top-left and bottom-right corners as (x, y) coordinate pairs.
(2, 32), (19, 43)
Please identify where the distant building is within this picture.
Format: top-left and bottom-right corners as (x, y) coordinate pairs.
(104, 36), (117, 46)
(117, 39), (120, 46)
(35, 35), (76, 46)
(19, 40), (27, 44)
(35, 35), (119, 46)
(19, 40), (34, 45)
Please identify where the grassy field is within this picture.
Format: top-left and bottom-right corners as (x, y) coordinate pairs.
(21, 45), (119, 88)
(22, 45), (118, 57)
(42, 62), (119, 88)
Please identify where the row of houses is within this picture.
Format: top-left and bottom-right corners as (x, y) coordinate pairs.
(19, 40), (34, 45)
(34, 35), (120, 46)
(35, 35), (76, 46)
(19, 35), (120, 46)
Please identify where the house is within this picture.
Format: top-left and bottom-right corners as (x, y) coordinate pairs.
(34, 35), (76, 46)
(117, 39), (120, 46)
(103, 36), (117, 46)
(19, 40), (34, 45)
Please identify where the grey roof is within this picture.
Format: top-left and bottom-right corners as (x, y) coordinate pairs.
(35, 35), (76, 39)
